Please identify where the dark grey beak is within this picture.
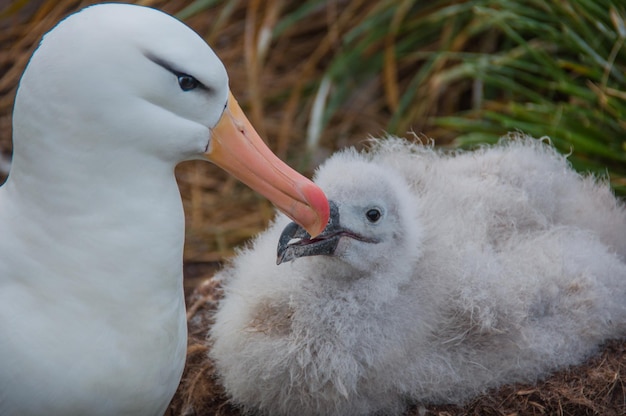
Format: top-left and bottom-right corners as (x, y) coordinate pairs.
(277, 201), (341, 265)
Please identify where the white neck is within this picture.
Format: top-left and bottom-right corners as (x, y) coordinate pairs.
(0, 128), (187, 415)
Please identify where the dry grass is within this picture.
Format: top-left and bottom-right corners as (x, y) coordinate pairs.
(1, 1), (625, 415)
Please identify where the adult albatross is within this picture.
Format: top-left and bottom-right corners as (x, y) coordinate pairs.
(0, 4), (329, 415)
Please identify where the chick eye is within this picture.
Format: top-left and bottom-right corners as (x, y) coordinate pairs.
(365, 208), (382, 223)
(177, 74), (200, 91)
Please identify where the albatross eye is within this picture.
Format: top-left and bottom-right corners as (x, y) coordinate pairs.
(365, 208), (382, 223)
(177, 74), (200, 91)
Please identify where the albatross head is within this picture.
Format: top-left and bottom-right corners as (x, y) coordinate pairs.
(11, 3), (328, 236)
(277, 150), (423, 276)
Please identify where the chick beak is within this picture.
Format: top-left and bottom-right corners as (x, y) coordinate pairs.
(277, 201), (342, 264)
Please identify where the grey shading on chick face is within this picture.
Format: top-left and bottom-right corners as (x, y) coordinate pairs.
(210, 134), (626, 416)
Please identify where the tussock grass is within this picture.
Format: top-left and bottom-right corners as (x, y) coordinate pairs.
(256, 0), (626, 193)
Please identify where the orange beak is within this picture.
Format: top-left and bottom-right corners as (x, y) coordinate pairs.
(205, 91), (329, 237)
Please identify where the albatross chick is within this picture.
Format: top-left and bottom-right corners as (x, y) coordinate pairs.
(211, 135), (626, 416)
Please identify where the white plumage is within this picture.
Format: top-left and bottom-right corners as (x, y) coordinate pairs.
(0, 4), (328, 415)
(210, 135), (626, 416)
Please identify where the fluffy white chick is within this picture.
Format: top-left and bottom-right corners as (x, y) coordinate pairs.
(210, 135), (626, 416)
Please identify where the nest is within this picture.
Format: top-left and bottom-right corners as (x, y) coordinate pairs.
(170, 276), (626, 416)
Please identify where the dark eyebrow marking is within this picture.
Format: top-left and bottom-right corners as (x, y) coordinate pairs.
(145, 52), (179, 74)
(144, 52), (210, 92)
